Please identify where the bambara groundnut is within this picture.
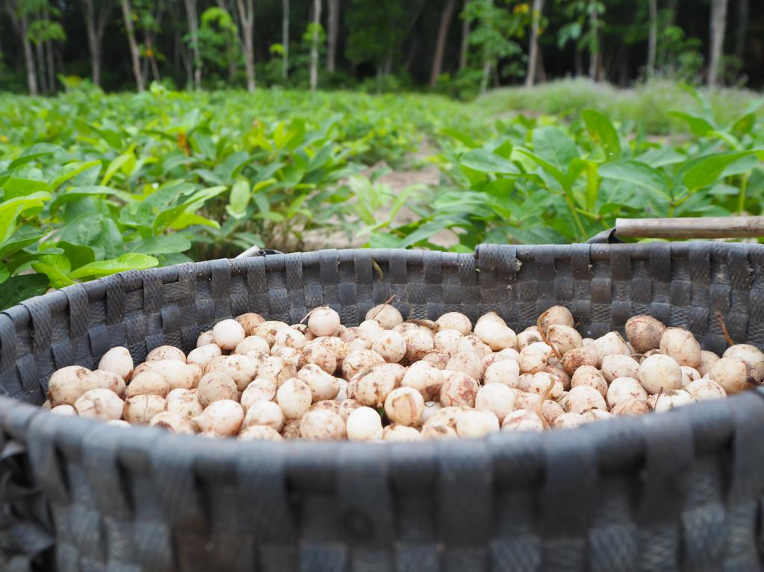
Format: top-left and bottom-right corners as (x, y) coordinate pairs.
(456, 409), (500, 438)
(51, 404), (77, 416)
(150, 411), (194, 434)
(566, 385), (608, 414)
(255, 321), (289, 346)
(652, 390), (695, 412)
(48, 366), (100, 406)
(639, 354), (683, 394)
(234, 336), (271, 356)
(300, 409), (346, 440)
(457, 334), (492, 358)
(697, 350), (721, 377)
(403, 329), (435, 361)
(166, 388), (203, 421)
(446, 351), (484, 380)
(92, 369), (127, 397)
(517, 328), (543, 350)
(98, 347), (133, 380)
(244, 400), (285, 432)
(401, 361), (443, 401)
(541, 400), (565, 425)
(435, 312), (472, 335)
(724, 344), (764, 382)
(421, 351), (450, 370)
(686, 379), (726, 401)
(434, 329), (463, 356)
(625, 315), (666, 354)
(600, 355), (640, 383)
(240, 379), (277, 409)
(383, 425), (422, 442)
(212, 319), (246, 351)
(297, 364), (340, 401)
(502, 409), (544, 431)
(519, 342), (553, 373)
(553, 412), (586, 429)
(276, 378), (312, 419)
(561, 346), (600, 375)
(341, 349), (384, 380)
(474, 320), (517, 351)
(592, 332), (630, 361)
(475, 383), (516, 422)
(540, 306), (575, 330)
(680, 366), (701, 387)
(372, 330), (407, 363)
(195, 400), (244, 437)
(439, 371), (479, 408)
(581, 410), (614, 423)
(346, 407), (383, 441)
(570, 365), (608, 397)
(74, 389), (124, 421)
(545, 325), (582, 355)
(308, 307), (341, 337)
(366, 304), (404, 330)
(239, 425), (284, 441)
(709, 357), (754, 394)
(606, 377), (648, 409)
(659, 328), (701, 368)
(611, 398), (650, 416)
(150, 360), (199, 390)
(421, 406), (462, 439)
(146, 345), (187, 363)
(187, 344), (223, 369)
(197, 372), (239, 408)
(125, 371), (171, 398)
(123, 394), (167, 424)
(235, 313), (266, 336)
(384, 387), (425, 426)
(353, 366), (396, 407)
(483, 359), (520, 387)
(197, 331), (214, 347)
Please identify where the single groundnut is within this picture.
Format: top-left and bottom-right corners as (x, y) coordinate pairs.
(435, 312), (472, 336)
(275, 328), (307, 350)
(341, 350), (384, 380)
(239, 425), (284, 441)
(592, 332), (631, 361)
(240, 379), (277, 410)
(372, 330), (407, 363)
(146, 345), (187, 363)
(51, 404), (77, 416)
(384, 387), (425, 426)
(434, 329), (463, 356)
(680, 366), (701, 387)
(553, 412), (586, 429)
(310, 400), (340, 414)
(98, 347), (134, 381)
(625, 315), (666, 354)
(401, 362), (443, 401)
(571, 366), (608, 397)
(541, 400), (565, 425)
(581, 410), (614, 423)
(440, 371), (479, 408)
(474, 320), (517, 351)
(653, 390), (695, 412)
(422, 352), (450, 370)
(337, 399), (361, 421)
(276, 378), (312, 419)
(270, 346), (301, 367)
(244, 401), (285, 432)
(457, 335), (492, 358)
(106, 420), (130, 428)
(297, 364), (340, 401)
(358, 319), (384, 342)
(475, 383), (515, 422)
(150, 411), (194, 434)
(125, 371), (170, 398)
(282, 420), (302, 440)
(529, 372), (563, 399)
(639, 349), (662, 363)
(502, 409), (544, 431)
(353, 366), (396, 407)
(606, 377), (648, 409)
(195, 400), (244, 437)
(446, 352), (484, 380)
(74, 389), (124, 421)
(403, 329), (435, 362)
(166, 388), (203, 422)
(519, 342), (553, 374)
(724, 344), (764, 382)
(515, 391), (542, 412)
(540, 306), (575, 330)
(234, 336), (271, 356)
(377, 362), (406, 387)
(561, 347), (600, 375)
(659, 328), (701, 368)
(697, 350), (721, 377)
(611, 398), (650, 416)
(366, 304), (404, 330)
(197, 331), (214, 347)
(255, 321), (290, 346)
(187, 344), (223, 369)
(258, 356), (297, 387)
(566, 385), (607, 414)
(308, 307), (341, 337)
(235, 312), (266, 336)
(47, 366), (100, 406)
(346, 407), (383, 441)
(299, 409), (347, 440)
(483, 359), (520, 388)
(601, 355), (640, 383)
(545, 325), (582, 355)
(218, 355), (258, 390)
(92, 370), (127, 397)
(517, 328), (543, 350)
(639, 354), (683, 394)
(456, 410), (500, 438)
(212, 319), (246, 351)
(197, 372), (239, 408)
(483, 348), (520, 370)
(686, 379), (726, 401)
(123, 394), (167, 424)
(383, 425), (422, 442)
(421, 406), (463, 439)
(709, 357), (754, 394)
(150, 360), (199, 391)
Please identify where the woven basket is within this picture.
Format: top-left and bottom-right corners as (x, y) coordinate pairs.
(2, 242), (764, 572)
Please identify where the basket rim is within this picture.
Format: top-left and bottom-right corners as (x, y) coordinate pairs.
(3, 241), (764, 469)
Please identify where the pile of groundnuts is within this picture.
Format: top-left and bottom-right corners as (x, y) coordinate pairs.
(41, 304), (763, 441)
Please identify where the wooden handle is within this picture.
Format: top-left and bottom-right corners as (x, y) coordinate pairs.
(615, 217), (764, 239)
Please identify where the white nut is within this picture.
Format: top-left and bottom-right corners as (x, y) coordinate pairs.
(300, 409), (347, 440)
(98, 347), (133, 380)
(606, 377), (648, 409)
(456, 410), (499, 438)
(195, 400), (244, 437)
(639, 354), (683, 394)
(74, 388), (124, 421)
(276, 378), (312, 419)
(659, 328), (701, 368)
(346, 407), (383, 441)
(384, 387), (425, 426)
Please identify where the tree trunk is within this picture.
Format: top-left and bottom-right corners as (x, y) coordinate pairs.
(647, 0), (657, 78)
(237, 0), (256, 91)
(480, 0), (492, 94)
(708, 0), (728, 86)
(588, 0), (600, 81)
(429, 0), (457, 87)
(35, 41), (47, 94)
(184, 0), (202, 89)
(84, 0), (101, 85)
(310, 0), (321, 91)
(525, 0), (544, 86)
(459, 0), (469, 70)
(327, 0), (339, 72)
(282, 0), (290, 79)
(734, 0), (748, 60)
(46, 39), (56, 92)
(121, 0), (145, 91)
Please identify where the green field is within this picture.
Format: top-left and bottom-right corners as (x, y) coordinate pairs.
(0, 82), (762, 309)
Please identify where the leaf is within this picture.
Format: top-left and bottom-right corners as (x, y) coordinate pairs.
(669, 111), (716, 136)
(0, 274), (49, 311)
(32, 263), (76, 288)
(226, 178), (251, 218)
(582, 109), (621, 160)
(69, 254), (159, 279)
(598, 160), (672, 197)
(0, 264), (8, 285)
(6, 144), (61, 171)
(0, 192), (51, 247)
(59, 213), (124, 260)
(515, 148), (568, 190)
(49, 186), (115, 214)
(50, 160), (102, 190)
(440, 128), (480, 149)
(0, 228), (50, 258)
(461, 149), (518, 174)
(153, 185), (227, 232)
(56, 242), (96, 270)
(2, 178), (50, 199)
(680, 150), (759, 190)
(532, 126), (579, 172)
(128, 235), (192, 255)
(100, 153), (135, 186)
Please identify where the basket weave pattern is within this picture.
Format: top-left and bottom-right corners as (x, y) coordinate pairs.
(1, 243), (764, 571)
